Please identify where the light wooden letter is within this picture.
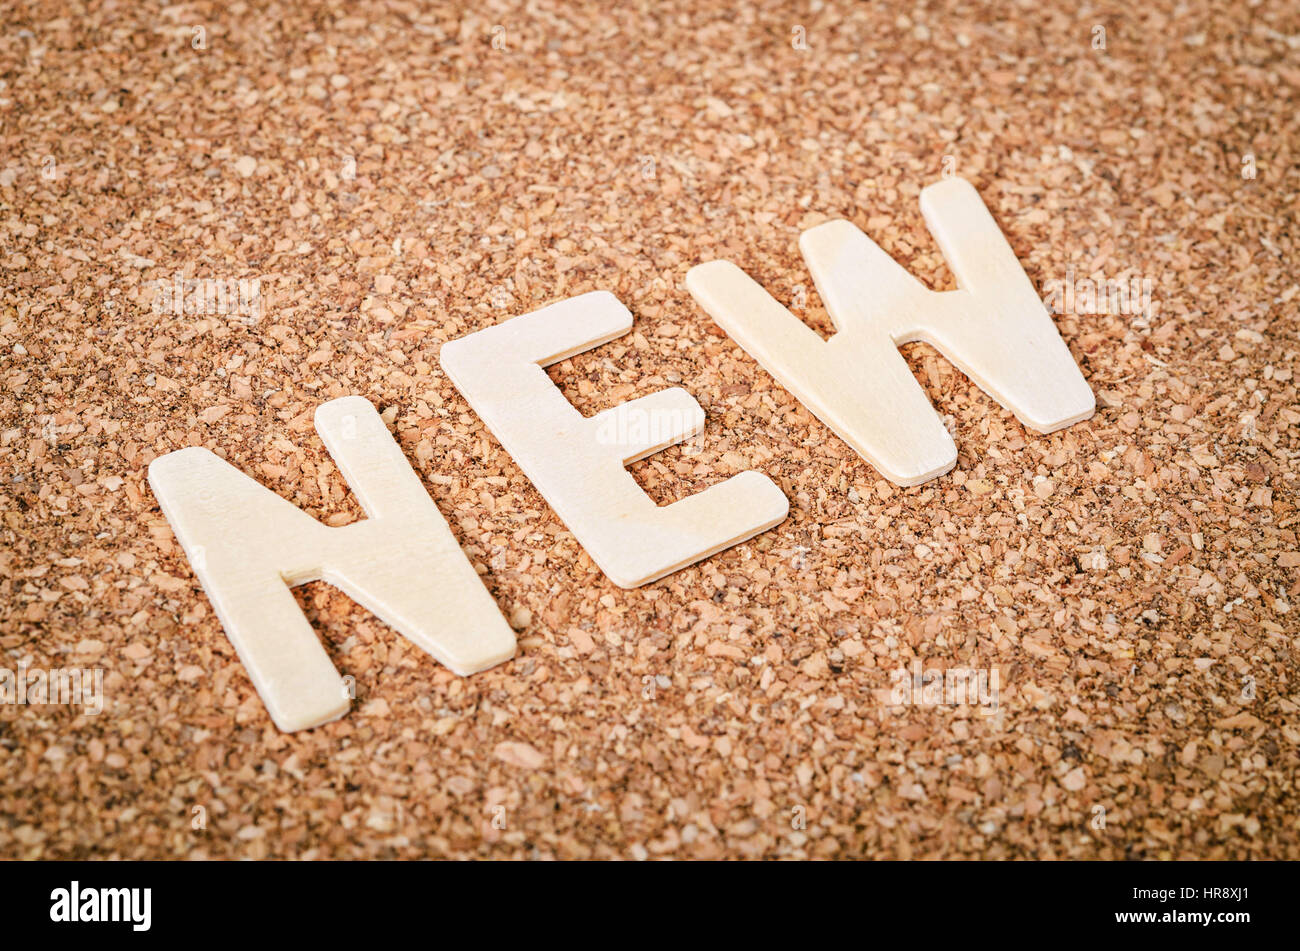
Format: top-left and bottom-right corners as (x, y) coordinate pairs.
(439, 291), (789, 588)
(686, 177), (1095, 486)
(148, 396), (516, 732)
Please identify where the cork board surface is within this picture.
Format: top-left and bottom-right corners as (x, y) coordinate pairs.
(2, 0), (1297, 860)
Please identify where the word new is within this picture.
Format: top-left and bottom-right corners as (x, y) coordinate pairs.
(150, 178), (1093, 732)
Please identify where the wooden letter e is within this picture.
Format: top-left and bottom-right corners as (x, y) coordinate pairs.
(440, 292), (789, 587)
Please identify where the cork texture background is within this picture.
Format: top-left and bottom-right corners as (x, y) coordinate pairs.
(2, 0), (1297, 859)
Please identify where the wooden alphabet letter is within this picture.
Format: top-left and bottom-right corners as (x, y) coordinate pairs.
(440, 291), (789, 587)
(686, 177), (1095, 486)
(148, 396), (516, 732)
